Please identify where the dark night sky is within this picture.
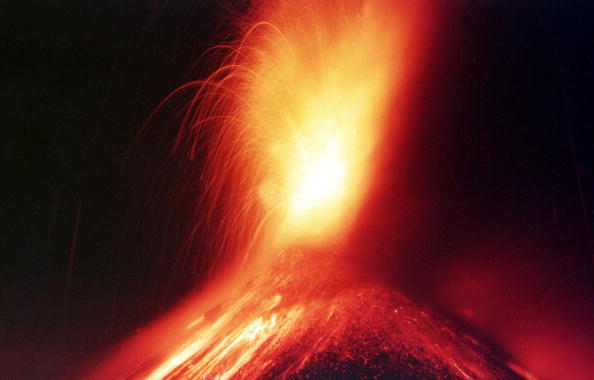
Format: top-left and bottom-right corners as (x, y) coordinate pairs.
(1, 1), (593, 379)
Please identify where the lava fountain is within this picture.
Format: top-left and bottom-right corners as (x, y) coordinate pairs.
(90, 1), (532, 379)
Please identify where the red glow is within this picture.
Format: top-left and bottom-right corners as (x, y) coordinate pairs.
(86, 1), (562, 379)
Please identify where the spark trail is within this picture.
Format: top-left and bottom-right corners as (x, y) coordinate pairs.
(164, 0), (412, 266)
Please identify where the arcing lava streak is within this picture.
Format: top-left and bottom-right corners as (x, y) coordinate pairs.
(170, 0), (418, 268)
(90, 1), (532, 379)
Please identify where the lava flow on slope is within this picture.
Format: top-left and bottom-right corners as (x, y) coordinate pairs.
(89, 1), (533, 379)
(97, 252), (525, 380)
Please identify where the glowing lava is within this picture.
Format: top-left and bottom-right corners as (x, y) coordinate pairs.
(100, 254), (524, 380)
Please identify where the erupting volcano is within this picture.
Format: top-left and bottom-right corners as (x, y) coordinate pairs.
(91, 1), (533, 379)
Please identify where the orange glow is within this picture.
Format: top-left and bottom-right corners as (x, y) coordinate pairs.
(247, 0), (405, 247)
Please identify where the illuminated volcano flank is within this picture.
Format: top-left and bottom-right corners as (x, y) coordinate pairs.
(95, 253), (526, 380)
